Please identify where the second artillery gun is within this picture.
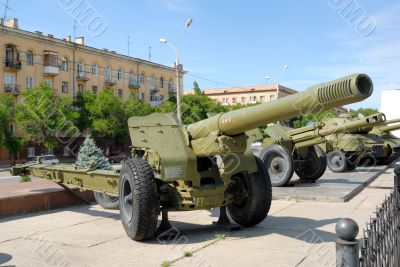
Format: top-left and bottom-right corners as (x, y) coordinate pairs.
(249, 113), (385, 186)
(368, 118), (400, 164)
(323, 113), (400, 172)
(12, 74), (373, 241)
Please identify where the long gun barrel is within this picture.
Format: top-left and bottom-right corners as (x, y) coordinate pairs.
(187, 73), (373, 140)
(276, 113), (385, 146)
(375, 123), (400, 133)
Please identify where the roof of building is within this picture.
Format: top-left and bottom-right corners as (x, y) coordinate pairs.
(202, 84), (297, 95)
(0, 20), (177, 72)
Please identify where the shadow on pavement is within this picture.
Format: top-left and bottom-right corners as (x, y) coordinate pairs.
(0, 252), (13, 265)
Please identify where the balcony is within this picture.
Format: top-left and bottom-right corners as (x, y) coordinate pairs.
(150, 95), (163, 106)
(128, 80), (140, 89)
(43, 51), (59, 76)
(4, 60), (21, 71)
(43, 66), (59, 76)
(104, 78), (116, 86)
(77, 73), (89, 81)
(4, 84), (20, 95)
(150, 84), (159, 93)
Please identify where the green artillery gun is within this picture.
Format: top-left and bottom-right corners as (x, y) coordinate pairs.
(250, 113), (385, 186)
(323, 113), (394, 172)
(12, 73), (372, 241)
(368, 119), (400, 164)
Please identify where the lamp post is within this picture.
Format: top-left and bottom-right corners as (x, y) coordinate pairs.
(160, 19), (193, 123)
(276, 64), (289, 99)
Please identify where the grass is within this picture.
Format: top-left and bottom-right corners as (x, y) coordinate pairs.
(214, 233), (226, 240)
(161, 260), (171, 267)
(183, 251), (192, 257)
(19, 175), (31, 183)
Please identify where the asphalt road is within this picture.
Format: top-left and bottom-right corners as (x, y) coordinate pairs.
(0, 171), (39, 185)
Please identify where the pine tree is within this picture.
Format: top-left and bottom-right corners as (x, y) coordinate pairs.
(75, 136), (112, 170)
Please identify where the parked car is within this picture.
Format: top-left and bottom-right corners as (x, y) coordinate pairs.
(36, 155), (60, 165)
(106, 152), (126, 163)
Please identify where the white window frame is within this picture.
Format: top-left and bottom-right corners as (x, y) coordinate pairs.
(106, 66), (112, 80)
(5, 73), (15, 85)
(61, 57), (68, 71)
(27, 147), (35, 157)
(117, 69), (123, 80)
(139, 73), (145, 85)
(63, 146), (70, 156)
(26, 76), (34, 89)
(62, 82), (68, 94)
(91, 63), (98, 76)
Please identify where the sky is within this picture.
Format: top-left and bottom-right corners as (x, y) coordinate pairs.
(3, 0), (400, 109)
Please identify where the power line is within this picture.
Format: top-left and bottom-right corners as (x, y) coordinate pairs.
(185, 73), (239, 88)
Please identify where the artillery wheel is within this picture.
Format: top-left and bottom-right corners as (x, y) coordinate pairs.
(93, 192), (119, 210)
(260, 145), (294, 187)
(327, 151), (348, 172)
(227, 157), (271, 227)
(295, 145), (327, 182)
(119, 158), (159, 241)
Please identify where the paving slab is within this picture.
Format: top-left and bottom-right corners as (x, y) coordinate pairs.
(0, 164), (397, 267)
(272, 164), (392, 202)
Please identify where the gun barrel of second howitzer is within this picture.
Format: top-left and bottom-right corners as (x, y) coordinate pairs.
(377, 123), (400, 133)
(319, 113), (386, 136)
(187, 73), (373, 139)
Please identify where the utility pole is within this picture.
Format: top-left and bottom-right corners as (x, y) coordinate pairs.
(72, 20), (77, 100)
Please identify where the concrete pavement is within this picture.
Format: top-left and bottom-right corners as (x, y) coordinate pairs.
(0, 163), (397, 267)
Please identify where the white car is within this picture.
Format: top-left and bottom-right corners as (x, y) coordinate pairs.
(37, 155), (59, 165)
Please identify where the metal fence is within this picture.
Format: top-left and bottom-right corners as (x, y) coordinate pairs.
(336, 166), (400, 267)
(359, 187), (400, 266)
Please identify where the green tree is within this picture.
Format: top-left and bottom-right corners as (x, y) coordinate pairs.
(292, 110), (337, 128)
(84, 88), (126, 136)
(193, 81), (202, 95)
(351, 108), (379, 117)
(0, 94), (21, 164)
(16, 83), (79, 152)
(180, 93), (227, 124)
(74, 91), (95, 132)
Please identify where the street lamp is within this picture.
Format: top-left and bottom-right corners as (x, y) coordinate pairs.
(160, 18), (193, 123)
(276, 64), (289, 99)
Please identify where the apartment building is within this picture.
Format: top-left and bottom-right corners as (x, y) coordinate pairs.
(0, 18), (183, 163)
(202, 84), (297, 105)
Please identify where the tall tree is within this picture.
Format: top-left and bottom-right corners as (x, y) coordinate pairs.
(16, 83), (79, 152)
(351, 108), (379, 117)
(0, 94), (21, 164)
(193, 81), (202, 95)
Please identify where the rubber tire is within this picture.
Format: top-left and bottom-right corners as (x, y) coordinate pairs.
(227, 157), (272, 227)
(378, 147), (397, 165)
(93, 192), (120, 210)
(119, 158), (159, 241)
(259, 144), (294, 187)
(327, 151), (348, 172)
(295, 145), (327, 182)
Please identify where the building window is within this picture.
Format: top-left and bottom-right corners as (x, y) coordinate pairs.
(139, 73), (145, 85)
(249, 96), (256, 102)
(92, 86), (97, 94)
(78, 61), (85, 77)
(118, 89), (123, 97)
(78, 84), (84, 93)
(61, 57), (68, 71)
(6, 46), (14, 62)
(26, 77), (34, 89)
(232, 97), (236, 103)
(270, 95), (275, 101)
(106, 66), (112, 80)
(241, 97), (246, 103)
(91, 63), (98, 76)
(260, 96), (265, 102)
(43, 80), (53, 88)
(5, 73), (15, 85)
(62, 82), (68, 94)
(148, 76), (156, 89)
(63, 146), (70, 156)
(26, 50), (34, 65)
(27, 147), (35, 157)
(140, 92), (144, 100)
(160, 77), (164, 88)
(117, 68), (123, 80)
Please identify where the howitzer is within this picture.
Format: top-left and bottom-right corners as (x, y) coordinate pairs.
(12, 73), (373, 241)
(322, 113), (400, 172)
(251, 113), (385, 186)
(368, 122), (400, 164)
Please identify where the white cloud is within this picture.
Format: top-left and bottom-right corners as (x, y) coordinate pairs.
(302, 2), (400, 109)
